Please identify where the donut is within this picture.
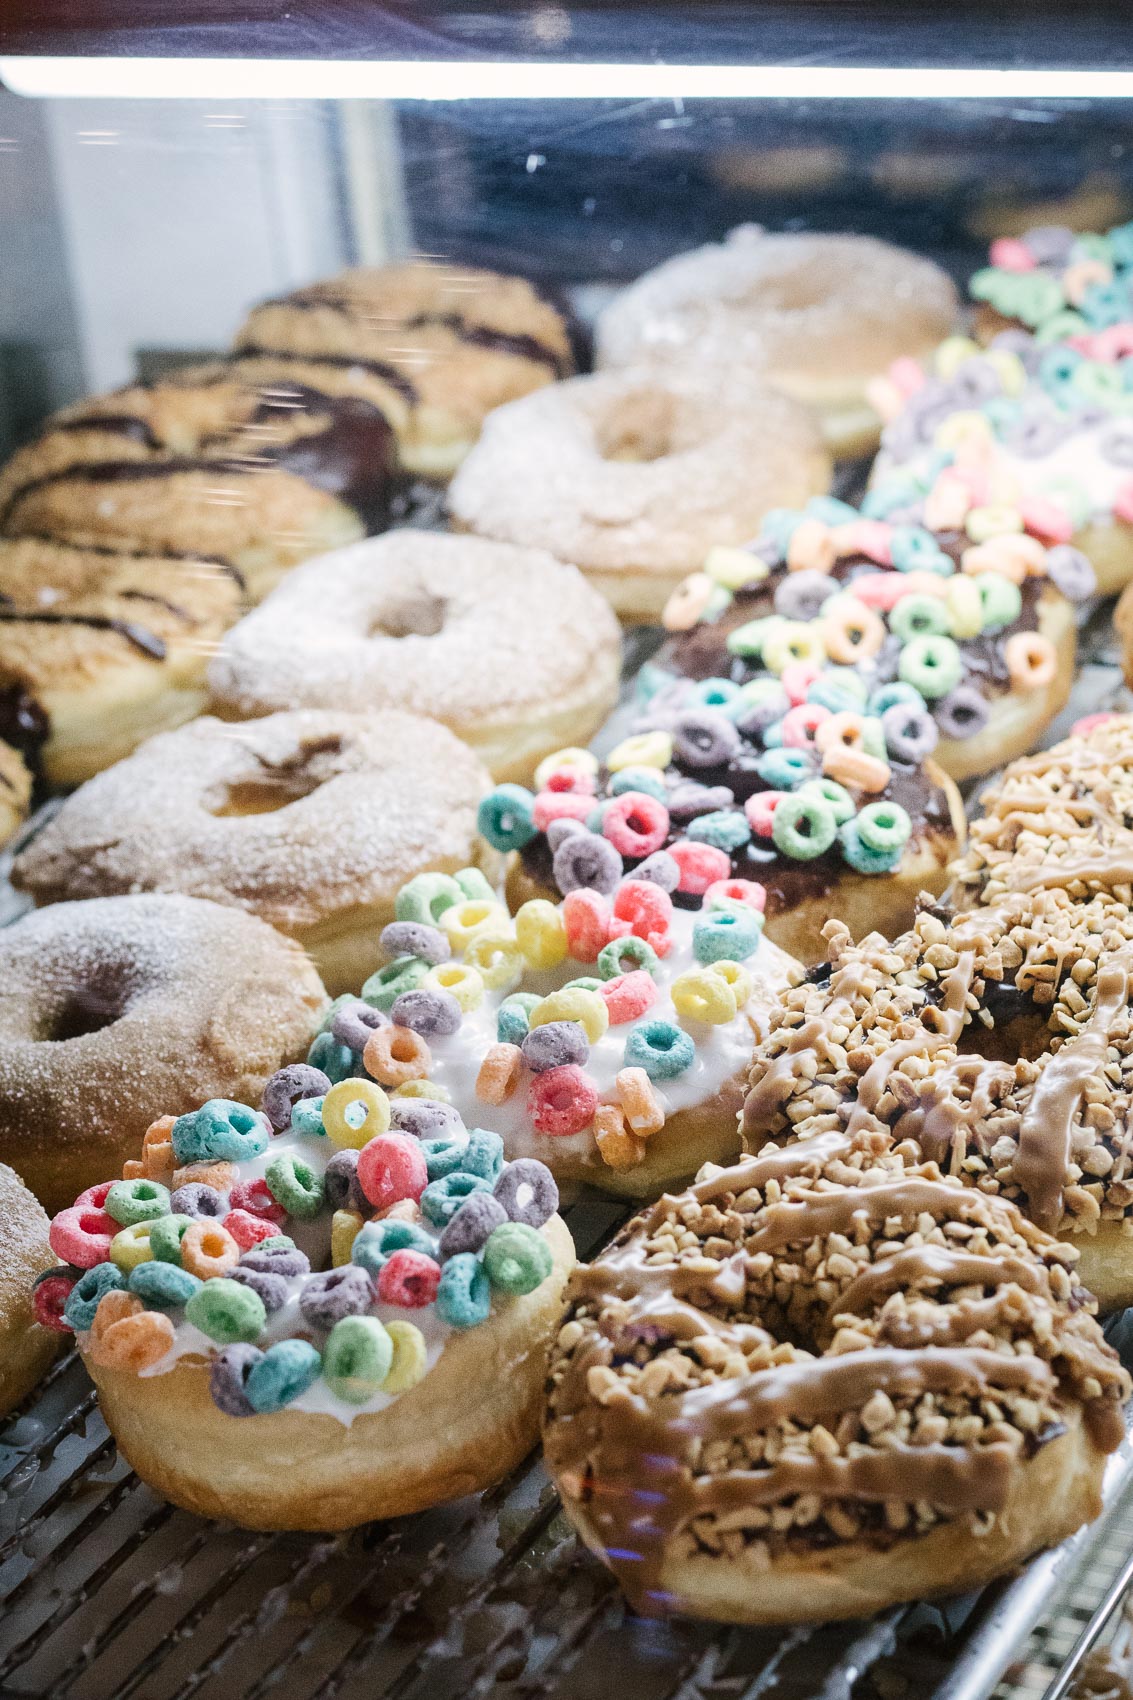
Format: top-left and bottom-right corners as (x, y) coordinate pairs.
(305, 861), (799, 1198)
(207, 532), (622, 785)
(969, 222), (1133, 346)
(0, 1163), (61, 1414)
(651, 491), (1082, 786)
(0, 894), (327, 1213)
(233, 261), (581, 479)
(544, 1129), (1128, 1623)
(446, 369), (831, 621)
(44, 1093), (573, 1529)
(14, 709), (498, 997)
(870, 332), (1133, 595)
(0, 739), (31, 850)
(0, 372), (394, 602)
(742, 887), (1133, 1312)
(0, 536), (241, 789)
(1114, 583), (1133, 686)
(595, 227), (960, 459)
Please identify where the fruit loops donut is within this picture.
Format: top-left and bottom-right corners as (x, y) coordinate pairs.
(447, 368), (831, 622)
(652, 491), (1082, 786)
(871, 332), (1133, 595)
(969, 222), (1133, 346)
(0, 738), (31, 850)
(543, 1131), (1128, 1624)
(596, 227), (959, 459)
(2, 1164), (61, 1414)
(45, 1094), (573, 1528)
(233, 261), (581, 479)
(0, 894), (327, 1213)
(316, 864), (799, 1198)
(742, 887), (1133, 1313)
(207, 531), (622, 785)
(14, 709), (497, 998)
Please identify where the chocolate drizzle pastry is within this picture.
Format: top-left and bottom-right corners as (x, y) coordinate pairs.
(544, 1130), (1128, 1620)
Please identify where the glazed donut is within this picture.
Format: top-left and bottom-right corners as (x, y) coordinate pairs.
(742, 887), (1133, 1312)
(0, 894), (327, 1213)
(0, 372), (394, 603)
(596, 227), (960, 459)
(207, 532), (622, 785)
(969, 222), (1133, 346)
(0, 739), (31, 849)
(447, 369), (831, 622)
(0, 536), (241, 789)
(233, 261), (581, 479)
(1114, 584), (1133, 685)
(544, 1130), (1128, 1624)
(44, 1095), (573, 1529)
(14, 709), (497, 998)
(303, 861), (799, 1199)
(0, 1164), (60, 1414)
(871, 332), (1133, 595)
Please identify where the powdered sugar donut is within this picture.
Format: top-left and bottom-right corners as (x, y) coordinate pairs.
(597, 228), (960, 458)
(207, 533), (622, 784)
(447, 369), (831, 621)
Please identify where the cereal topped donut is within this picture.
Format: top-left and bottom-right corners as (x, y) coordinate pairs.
(743, 887), (1133, 1311)
(207, 532), (622, 785)
(969, 221), (1133, 345)
(596, 227), (960, 458)
(14, 709), (497, 997)
(234, 260), (582, 479)
(870, 331), (1133, 594)
(40, 1092), (573, 1528)
(305, 862), (800, 1198)
(544, 1131), (1128, 1624)
(0, 536), (241, 788)
(0, 894), (327, 1212)
(447, 368), (831, 621)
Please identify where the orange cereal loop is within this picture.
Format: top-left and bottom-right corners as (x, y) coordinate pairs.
(822, 743), (891, 793)
(1005, 630), (1058, 690)
(662, 572), (714, 632)
(363, 1024), (432, 1088)
(121, 1159), (146, 1182)
(594, 1104), (646, 1170)
(814, 711), (866, 755)
(615, 1067), (665, 1138)
(374, 1198), (423, 1225)
(960, 539), (1029, 583)
(90, 1288), (143, 1344)
(821, 599), (884, 665)
(141, 1115), (176, 1183)
(476, 1042), (522, 1104)
(786, 517), (835, 574)
(94, 1310), (175, 1374)
(171, 1159), (237, 1193)
(180, 1219), (240, 1280)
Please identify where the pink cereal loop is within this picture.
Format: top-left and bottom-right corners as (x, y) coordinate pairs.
(601, 792), (670, 859)
(989, 237), (1036, 272)
(562, 889), (611, 960)
(50, 1204), (115, 1270)
(706, 877), (766, 913)
(744, 791), (785, 838)
(1019, 496), (1074, 544)
(599, 970), (658, 1024)
(1114, 482), (1133, 527)
(1071, 712), (1120, 737)
(532, 790), (592, 831)
(889, 356), (929, 395)
(1092, 324), (1133, 362)
(76, 1181), (114, 1211)
(822, 744), (891, 793)
(542, 766), (596, 796)
(612, 879), (674, 954)
(852, 572), (906, 612)
(843, 520), (892, 566)
(779, 659), (823, 705)
(954, 462), (991, 505)
(780, 703), (830, 749)
(666, 840), (730, 896)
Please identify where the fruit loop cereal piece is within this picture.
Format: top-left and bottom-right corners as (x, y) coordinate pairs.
(476, 1042), (523, 1103)
(593, 1104), (645, 1170)
(671, 969), (738, 1025)
(50, 1204), (115, 1269)
(180, 1220), (241, 1281)
(356, 1133), (429, 1212)
(528, 1065), (600, 1136)
(363, 1024), (432, 1088)
(616, 1067), (666, 1137)
(34, 1269), (79, 1334)
(322, 1078), (392, 1149)
(171, 1101), (270, 1168)
(265, 1154), (325, 1219)
(598, 970), (658, 1025)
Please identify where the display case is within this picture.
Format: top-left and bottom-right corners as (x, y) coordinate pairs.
(5, 8), (1133, 1698)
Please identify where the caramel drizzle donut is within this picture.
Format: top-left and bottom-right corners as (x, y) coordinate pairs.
(545, 1131), (1127, 1619)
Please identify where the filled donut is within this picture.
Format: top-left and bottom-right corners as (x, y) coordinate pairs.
(447, 369), (831, 621)
(1, 1163), (61, 1414)
(302, 862), (799, 1198)
(0, 739), (31, 850)
(969, 221), (1133, 346)
(14, 709), (497, 998)
(0, 536), (241, 788)
(596, 227), (959, 458)
(233, 261), (581, 479)
(743, 887), (1133, 1311)
(544, 1130), (1128, 1624)
(0, 894), (327, 1212)
(43, 1094), (573, 1529)
(207, 532), (622, 785)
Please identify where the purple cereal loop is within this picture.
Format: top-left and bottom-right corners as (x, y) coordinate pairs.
(520, 1020), (589, 1074)
(390, 987), (462, 1037)
(262, 1064), (333, 1132)
(298, 1265), (374, 1329)
(732, 687), (790, 738)
(1001, 411), (1072, 460)
(948, 358), (1004, 408)
(493, 1159), (558, 1229)
(324, 1148), (362, 1213)
(633, 850), (680, 892)
(546, 816), (588, 852)
(552, 830), (622, 897)
(209, 1343), (262, 1417)
(438, 1192), (508, 1260)
(773, 569), (837, 623)
(671, 709), (740, 770)
(229, 1267), (289, 1313)
(169, 1183), (225, 1219)
(378, 922), (450, 966)
(1023, 224), (1076, 264)
(934, 684), (991, 742)
(332, 1001), (389, 1053)
(989, 328), (1044, 373)
(1045, 544), (1097, 602)
(667, 782), (736, 821)
(881, 702), (938, 765)
(1099, 420), (1133, 470)
(240, 1243), (310, 1279)
(389, 1099), (464, 1141)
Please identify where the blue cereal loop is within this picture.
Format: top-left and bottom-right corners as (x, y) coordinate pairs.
(171, 1100), (270, 1168)
(421, 1172), (493, 1228)
(460, 1128), (506, 1183)
(421, 1133), (470, 1181)
(840, 816), (903, 874)
(477, 785), (537, 852)
(624, 1019), (695, 1081)
(755, 748), (814, 790)
(869, 680), (925, 717)
(245, 1339), (322, 1414)
(307, 1031), (357, 1084)
(64, 1262), (126, 1331)
(291, 1095), (327, 1137)
(497, 992), (540, 1046)
(690, 677), (742, 711)
(805, 495), (859, 526)
(436, 1252), (492, 1329)
(352, 1219), (436, 1275)
(609, 766), (667, 802)
(889, 526), (952, 575)
(758, 507), (804, 556)
(686, 810), (752, 852)
(128, 1261), (203, 1310)
(693, 907), (763, 965)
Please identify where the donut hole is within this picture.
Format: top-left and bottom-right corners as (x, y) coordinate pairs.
(212, 774), (325, 817)
(369, 591), (447, 640)
(594, 389), (682, 463)
(46, 982), (124, 1042)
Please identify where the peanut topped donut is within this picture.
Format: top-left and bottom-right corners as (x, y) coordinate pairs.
(0, 536), (241, 788)
(969, 221), (1133, 344)
(447, 369), (831, 621)
(742, 888), (1133, 1311)
(0, 894), (327, 1212)
(234, 261), (580, 478)
(596, 227), (960, 457)
(14, 709), (496, 996)
(208, 532), (622, 785)
(544, 1132), (1128, 1624)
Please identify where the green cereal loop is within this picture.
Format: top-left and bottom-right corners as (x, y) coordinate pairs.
(596, 936), (659, 982)
(897, 635), (963, 701)
(323, 1315), (393, 1404)
(184, 1277), (266, 1345)
(856, 801), (913, 854)
(1016, 271), (1066, 327)
(150, 1213), (193, 1265)
(361, 955), (429, 1014)
(771, 793), (837, 861)
(974, 573), (1023, 632)
(1074, 361), (1125, 407)
(265, 1153), (325, 1219)
(482, 1222), (553, 1296)
(105, 1178), (171, 1227)
(454, 866), (496, 904)
(257, 1235), (297, 1253)
(395, 872), (463, 926)
(1077, 232), (1114, 264)
(889, 594), (953, 643)
(1035, 309), (1089, 345)
(796, 778), (855, 826)
(726, 615), (784, 659)
(859, 717), (888, 763)
(562, 976), (603, 994)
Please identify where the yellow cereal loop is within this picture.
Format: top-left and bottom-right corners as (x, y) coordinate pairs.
(671, 969), (738, 1025)
(762, 620), (826, 675)
(332, 1209), (364, 1268)
(440, 898), (508, 952)
(705, 545), (769, 591)
(530, 987), (609, 1045)
(322, 1078), (391, 1150)
(110, 1222), (154, 1272)
(964, 504), (1024, 544)
(393, 1078), (452, 1102)
(533, 746), (599, 791)
(383, 1320), (428, 1392)
(945, 575), (984, 639)
(424, 962), (485, 1012)
(607, 731), (674, 772)
(984, 349), (1027, 395)
(515, 899), (569, 970)
(933, 411), (993, 454)
(933, 335), (980, 379)
(708, 960), (753, 1008)
(463, 928), (524, 991)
